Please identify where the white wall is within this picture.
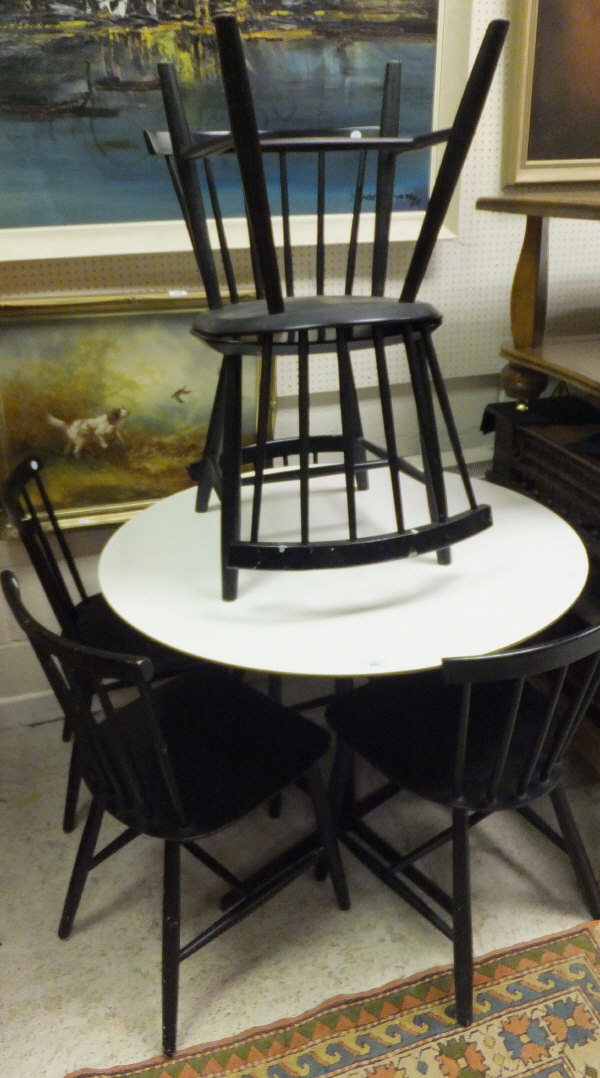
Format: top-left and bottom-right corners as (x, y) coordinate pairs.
(0, 524), (118, 726)
(4, 0), (600, 724)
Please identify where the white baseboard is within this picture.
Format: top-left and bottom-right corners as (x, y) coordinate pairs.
(1, 689), (58, 729)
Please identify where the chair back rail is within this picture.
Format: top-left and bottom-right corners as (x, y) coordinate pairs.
(146, 127), (413, 310)
(443, 623), (600, 807)
(147, 96), (452, 310)
(1, 569), (186, 828)
(155, 63), (224, 309)
(148, 20), (508, 311)
(213, 14), (284, 314)
(213, 14), (508, 308)
(372, 59), (402, 297)
(2, 456), (86, 635)
(400, 18), (509, 302)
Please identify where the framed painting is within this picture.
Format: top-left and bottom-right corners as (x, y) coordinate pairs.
(505, 0), (600, 185)
(0, 0), (474, 261)
(0, 294), (264, 528)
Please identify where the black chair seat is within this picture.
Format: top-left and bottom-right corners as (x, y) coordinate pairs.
(192, 296), (441, 348)
(93, 670), (331, 838)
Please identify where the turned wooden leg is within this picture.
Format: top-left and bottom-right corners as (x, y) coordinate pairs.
(501, 362), (549, 407)
(503, 214), (550, 406)
(511, 214), (548, 350)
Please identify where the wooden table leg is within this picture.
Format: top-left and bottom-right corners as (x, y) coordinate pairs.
(502, 214), (550, 403)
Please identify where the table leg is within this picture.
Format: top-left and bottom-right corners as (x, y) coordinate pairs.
(502, 214), (550, 403)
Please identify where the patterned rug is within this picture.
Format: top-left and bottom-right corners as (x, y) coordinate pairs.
(67, 921), (600, 1078)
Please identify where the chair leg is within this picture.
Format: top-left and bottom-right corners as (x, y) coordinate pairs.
(63, 741), (82, 834)
(550, 784), (600, 918)
(402, 325), (450, 566)
(452, 808), (473, 1026)
(220, 354), (243, 601)
(250, 340), (275, 545)
(335, 329), (359, 537)
(345, 353), (369, 492)
(59, 799), (104, 940)
(314, 738), (351, 884)
(328, 738), (355, 828)
(267, 674), (283, 819)
(420, 326), (479, 514)
(373, 328), (404, 530)
(193, 361), (226, 512)
(297, 329), (313, 544)
(305, 764), (350, 910)
(162, 840), (182, 1058)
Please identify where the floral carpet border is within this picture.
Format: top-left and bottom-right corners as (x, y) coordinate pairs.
(66, 920), (600, 1078)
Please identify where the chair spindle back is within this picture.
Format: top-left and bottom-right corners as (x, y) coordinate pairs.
(2, 456), (87, 636)
(1, 569), (186, 829)
(444, 625), (600, 808)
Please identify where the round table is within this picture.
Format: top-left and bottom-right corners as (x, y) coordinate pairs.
(99, 469), (588, 677)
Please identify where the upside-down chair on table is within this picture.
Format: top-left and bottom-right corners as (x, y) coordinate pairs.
(147, 16), (508, 599)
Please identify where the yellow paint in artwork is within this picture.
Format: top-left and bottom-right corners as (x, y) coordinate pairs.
(101, 24), (215, 83)
(245, 28), (312, 40)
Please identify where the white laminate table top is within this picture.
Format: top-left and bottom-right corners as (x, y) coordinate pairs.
(99, 470), (588, 678)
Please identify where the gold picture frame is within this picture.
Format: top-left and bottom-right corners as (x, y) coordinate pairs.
(0, 293), (266, 529)
(504, 0), (600, 186)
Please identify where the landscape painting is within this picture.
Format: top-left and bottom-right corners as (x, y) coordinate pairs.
(0, 1), (439, 230)
(0, 299), (259, 524)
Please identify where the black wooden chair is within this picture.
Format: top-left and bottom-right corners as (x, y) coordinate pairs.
(1, 456), (217, 832)
(1, 568), (349, 1058)
(326, 623), (600, 1028)
(147, 16), (508, 599)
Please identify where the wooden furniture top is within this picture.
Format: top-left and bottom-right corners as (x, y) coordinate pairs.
(501, 335), (600, 398)
(476, 187), (600, 401)
(477, 187), (600, 221)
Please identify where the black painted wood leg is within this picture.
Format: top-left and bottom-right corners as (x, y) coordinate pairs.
(551, 784), (600, 918)
(59, 799), (103, 939)
(193, 361), (226, 512)
(162, 840), (181, 1057)
(221, 355), (243, 601)
(306, 765), (350, 910)
(267, 673), (284, 818)
(403, 326), (450, 565)
(62, 741), (82, 834)
(452, 808), (473, 1026)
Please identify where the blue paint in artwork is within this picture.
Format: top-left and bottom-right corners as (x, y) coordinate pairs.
(0, 33), (435, 228)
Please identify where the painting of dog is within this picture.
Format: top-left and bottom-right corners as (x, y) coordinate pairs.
(0, 302), (263, 521)
(47, 407), (129, 457)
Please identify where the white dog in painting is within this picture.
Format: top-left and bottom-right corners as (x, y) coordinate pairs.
(47, 407), (129, 457)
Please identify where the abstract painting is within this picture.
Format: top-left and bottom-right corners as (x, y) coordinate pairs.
(0, 1), (438, 230)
